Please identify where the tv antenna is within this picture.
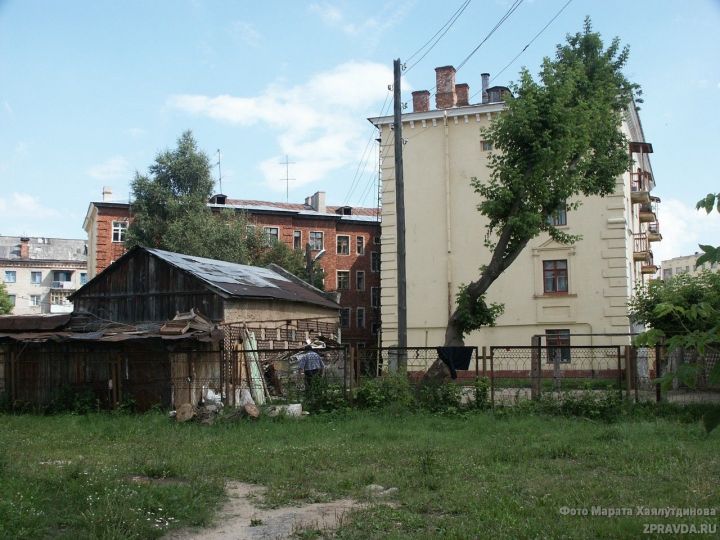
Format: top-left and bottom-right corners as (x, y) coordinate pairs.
(216, 149), (223, 193)
(279, 154), (296, 202)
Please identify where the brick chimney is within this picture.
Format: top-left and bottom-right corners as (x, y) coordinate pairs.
(412, 90), (430, 113)
(481, 73), (490, 104)
(102, 186), (113, 202)
(455, 83), (469, 107)
(435, 66), (457, 109)
(309, 191), (326, 213)
(19, 237), (30, 259)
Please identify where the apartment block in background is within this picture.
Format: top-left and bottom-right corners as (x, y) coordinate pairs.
(370, 65), (662, 349)
(82, 190), (381, 350)
(660, 253), (719, 280)
(0, 236), (87, 315)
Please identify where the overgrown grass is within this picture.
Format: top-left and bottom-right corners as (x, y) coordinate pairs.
(0, 408), (719, 539)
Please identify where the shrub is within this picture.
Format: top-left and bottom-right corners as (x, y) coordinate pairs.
(417, 380), (463, 413)
(473, 376), (490, 409)
(355, 374), (414, 409)
(304, 377), (348, 413)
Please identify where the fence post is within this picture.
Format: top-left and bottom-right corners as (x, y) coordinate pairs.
(655, 344), (662, 403)
(489, 348), (495, 408)
(482, 346), (487, 377)
(616, 347), (623, 400)
(624, 346), (632, 402)
(530, 336), (541, 400)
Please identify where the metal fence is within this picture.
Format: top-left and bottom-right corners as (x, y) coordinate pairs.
(354, 346), (482, 382)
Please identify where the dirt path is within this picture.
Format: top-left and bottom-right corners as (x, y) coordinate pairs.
(166, 482), (361, 540)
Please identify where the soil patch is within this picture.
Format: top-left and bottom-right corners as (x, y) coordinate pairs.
(166, 482), (362, 539)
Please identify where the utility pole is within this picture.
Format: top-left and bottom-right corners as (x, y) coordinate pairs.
(279, 155), (296, 202)
(393, 58), (408, 366)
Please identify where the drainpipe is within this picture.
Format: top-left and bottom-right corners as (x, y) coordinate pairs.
(443, 110), (453, 318)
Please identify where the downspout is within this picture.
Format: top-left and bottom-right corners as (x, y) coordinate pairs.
(444, 110), (453, 318)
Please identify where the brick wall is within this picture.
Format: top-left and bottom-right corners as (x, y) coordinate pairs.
(94, 207), (131, 274)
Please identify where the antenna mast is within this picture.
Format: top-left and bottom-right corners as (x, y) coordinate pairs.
(216, 149), (223, 193)
(279, 154), (296, 202)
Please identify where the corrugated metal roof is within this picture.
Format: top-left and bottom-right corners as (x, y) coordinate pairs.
(146, 248), (340, 310)
(0, 236), (87, 262)
(0, 313), (72, 331)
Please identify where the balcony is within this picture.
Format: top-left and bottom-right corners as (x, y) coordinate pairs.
(630, 168), (652, 204)
(647, 221), (662, 242)
(633, 233), (652, 262)
(51, 281), (75, 290)
(640, 252), (658, 275)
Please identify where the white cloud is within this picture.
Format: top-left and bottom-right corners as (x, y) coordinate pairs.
(0, 192), (61, 219)
(652, 198), (720, 264)
(87, 156), (132, 181)
(230, 21), (262, 47)
(308, 2), (414, 48)
(168, 61), (395, 191)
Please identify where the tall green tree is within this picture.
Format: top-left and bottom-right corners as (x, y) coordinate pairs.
(0, 282), (13, 315)
(126, 131), (324, 288)
(443, 18), (640, 347)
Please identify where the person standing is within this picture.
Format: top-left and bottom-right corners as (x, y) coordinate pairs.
(297, 346), (325, 389)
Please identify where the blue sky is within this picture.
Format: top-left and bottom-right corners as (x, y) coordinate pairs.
(1, 0), (718, 262)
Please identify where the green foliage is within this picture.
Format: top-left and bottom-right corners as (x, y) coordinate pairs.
(473, 376), (490, 409)
(0, 282), (13, 314)
(416, 380), (463, 414)
(695, 193), (720, 267)
(303, 377), (348, 413)
(455, 284), (504, 335)
(355, 374), (414, 409)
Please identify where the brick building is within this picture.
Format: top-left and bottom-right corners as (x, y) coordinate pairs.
(83, 189), (381, 350)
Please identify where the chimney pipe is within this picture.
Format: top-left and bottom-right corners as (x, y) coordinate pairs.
(455, 83), (469, 107)
(412, 90), (430, 113)
(481, 73), (490, 104)
(435, 66), (457, 109)
(20, 237), (30, 259)
(310, 191), (326, 213)
(102, 186), (113, 202)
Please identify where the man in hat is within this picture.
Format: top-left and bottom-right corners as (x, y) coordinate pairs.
(297, 345), (325, 390)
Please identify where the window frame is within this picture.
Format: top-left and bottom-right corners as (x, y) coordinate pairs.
(371, 252), (380, 273)
(4, 270), (16, 283)
(543, 259), (568, 294)
(31, 271), (42, 285)
(371, 286), (380, 308)
(293, 230), (302, 251)
(29, 294), (41, 307)
(80, 272), (88, 285)
(356, 270), (365, 291)
(336, 235), (350, 255)
(263, 226), (279, 245)
(547, 204), (567, 226)
(309, 231), (324, 251)
(340, 308), (351, 328)
(8, 294), (15, 307)
(336, 270), (350, 291)
(356, 236), (365, 255)
(111, 220), (128, 243)
(481, 140), (493, 152)
(356, 307), (366, 329)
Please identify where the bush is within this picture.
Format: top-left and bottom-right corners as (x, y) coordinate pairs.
(417, 380), (463, 413)
(473, 376), (490, 409)
(355, 374), (414, 409)
(46, 386), (98, 415)
(304, 377), (348, 413)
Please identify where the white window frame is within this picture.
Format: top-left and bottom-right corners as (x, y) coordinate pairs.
(112, 221), (128, 243)
(356, 236), (365, 255)
(293, 230), (302, 251)
(80, 272), (88, 285)
(30, 295), (41, 307)
(31, 271), (42, 285)
(4, 271), (16, 283)
(481, 140), (493, 152)
(336, 235), (350, 255)
(263, 226), (279, 245)
(337, 270), (350, 290)
(309, 231), (324, 251)
(356, 270), (365, 291)
(357, 307), (366, 329)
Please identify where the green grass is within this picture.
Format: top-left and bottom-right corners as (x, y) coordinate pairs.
(0, 409), (718, 539)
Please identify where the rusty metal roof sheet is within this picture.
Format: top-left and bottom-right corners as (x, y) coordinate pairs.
(0, 314), (72, 332)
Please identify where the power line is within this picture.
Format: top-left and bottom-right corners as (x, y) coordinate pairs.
(404, 0), (473, 74)
(472, 0), (574, 98)
(455, 0), (524, 73)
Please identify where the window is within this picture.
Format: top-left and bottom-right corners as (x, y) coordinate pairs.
(481, 140), (493, 151)
(371, 252), (380, 272)
(340, 308), (351, 328)
(336, 235), (350, 255)
(356, 236), (365, 255)
(4, 271), (16, 283)
(263, 227), (279, 245)
(371, 287), (380, 308)
(337, 271), (350, 290)
(543, 260), (568, 294)
(371, 322), (381, 335)
(662, 268), (672, 280)
(80, 272), (88, 285)
(356, 271), (365, 291)
(8, 295), (15, 307)
(546, 329), (571, 363)
(309, 231), (324, 251)
(30, 295), (41, 307)
(547, 203), (567, 226)
(357, 307), (366, 329)
(31, 271), (42, 284)
(293, 230), (302, 251)
(373, 235), (381, 245)
(53, 270), (72, 282)
(112, 221), (128, 242)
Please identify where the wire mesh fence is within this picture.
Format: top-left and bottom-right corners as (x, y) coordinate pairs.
(355, 347), (483, 382)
